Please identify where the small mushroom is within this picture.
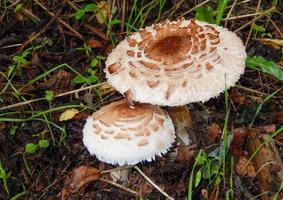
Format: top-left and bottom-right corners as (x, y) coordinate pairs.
(83, 99), (176, 165)
(105, 19), (247, 106)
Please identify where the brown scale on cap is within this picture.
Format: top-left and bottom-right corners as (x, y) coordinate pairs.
(127, 37), (137, 47)
(147, 80), (160, 88)
(137, 139), (148, 146)
(108, 63), (123, 74)
(127, 50), (135, 57)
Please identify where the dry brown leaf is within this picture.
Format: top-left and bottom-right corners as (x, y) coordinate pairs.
(276, 112), (283, 124)
(259, 38), (283, 48)
(38, 70), (73, 94)
(96, 1), (108, 24)
(207, 123), (221, 143)
(87, 39), (103, 48)
(99, 83), (116, 95)
(61, 166), (100, 200)
(235, 154), (256, 177)
(176, 145), (197, 162)
(230, 128), (247, 157)
(255, 124), (276, 134)
(167, 106), (193, 145)
(230, 89), (248, 104)
(59, 109), (80, 121)
(0, 122), (5, 131)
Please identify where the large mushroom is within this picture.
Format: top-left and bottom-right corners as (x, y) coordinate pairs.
(105, 19), (247, 106)
(83, 99), (175, 165)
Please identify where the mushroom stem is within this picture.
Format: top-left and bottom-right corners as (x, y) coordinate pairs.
(124, 89), (135, 109)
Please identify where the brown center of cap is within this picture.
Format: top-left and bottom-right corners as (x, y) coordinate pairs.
(146, 35), (192, 65)
(93, 99), (163, 126)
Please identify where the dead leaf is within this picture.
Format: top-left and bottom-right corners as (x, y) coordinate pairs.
(276, 112), (283, 124)
(87, 39), (103, 48)
(207, 123), (221, 143)
(176, 145), (197, 162)
(259, 38), (283, 48)
(0, 122), (5, 132)
(96, 1), (108, 24)
(38, 70), (73, 94)
(230, 89), (248, 104)
(255, 124), (276, 134)
(230, 128), (247, 157)
(59, 109), (80, 121)
(105, 43), (113, 54)
(167, 106), (192, 145)
(235, 154), (256, 177)
(99, 83), (116, 95)
(61, 166), (100, 200)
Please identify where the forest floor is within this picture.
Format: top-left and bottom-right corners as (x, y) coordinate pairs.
(0, 0), (283, 200)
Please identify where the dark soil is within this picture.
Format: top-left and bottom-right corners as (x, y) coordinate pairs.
(0, 1), (282, 200)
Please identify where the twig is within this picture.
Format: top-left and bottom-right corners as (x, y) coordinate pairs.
(101, 166), (133, 174)
(98, 177), (138, 196)
(0, 82), (107, 111)
(224, 0), (237, 27)
(270, 19), (283, 39)
(179, 0), (210, 18)
(134, 166), (175, 200)
(33, 0), (83, 40)
(224, 12), (262, 21)
(234, 7), (275, 33)
(84, 22), (108, 41)
(17, 11), (58, 52)
(245, 0), (262, 46)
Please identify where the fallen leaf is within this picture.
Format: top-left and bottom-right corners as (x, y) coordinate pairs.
(259, 38), (283, 48)
(59, 108), (80, 121)
(176, 145), (197, 162)
(110, 168), (130, 184)
(0, 122), (5, 131)
(207, 123), (221, 143)
(105, 43), (113, 54)
(255, 124), (276, 134)
(235, 154), (256, 177)
(38, 70), (73, 94)
(201, 188), (209, 200)
(96, 1), (108, 24)
(99, 83), (116, 95)
(87, 39), (103, 48)
(61, 166), (100, 200)
(230, 128), (247, 157)
(167, 106), (193, 145)
(276, 112), (283, 124)
(230, 89), (248, 104)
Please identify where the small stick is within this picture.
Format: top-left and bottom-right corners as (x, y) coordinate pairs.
(179, 0), (210, 18)
(234, 7), (275, 33)
(98, 177), (138, 196)
(33, 0), (83, 40)
(134, 166), (175, 200)
(101, 166), (133, 174)
(245, 0), (262, 46)
(0, 82), (107, 111)
(17, 11), (58, 52)
(224, 0), (237, 27)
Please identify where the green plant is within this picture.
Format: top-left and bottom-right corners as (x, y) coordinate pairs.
(25, 139), (50, 154)
(75, 42), (93, 57)
(74, 3), (96, 20)
(194, 0), (229, 25)
(246, 56), (283, 81)
(73, 56), (102, 84)
(0, 161), (11, 195)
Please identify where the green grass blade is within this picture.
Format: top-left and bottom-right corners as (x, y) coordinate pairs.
(216, 0), (229, 25)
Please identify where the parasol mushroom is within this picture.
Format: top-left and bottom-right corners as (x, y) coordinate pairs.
(105, 19), (247, 106)
(83, 99), (176, 165)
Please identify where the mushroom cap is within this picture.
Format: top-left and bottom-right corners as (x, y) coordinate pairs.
(83, 99), (176, 165)
(105, 19), (247, 106)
